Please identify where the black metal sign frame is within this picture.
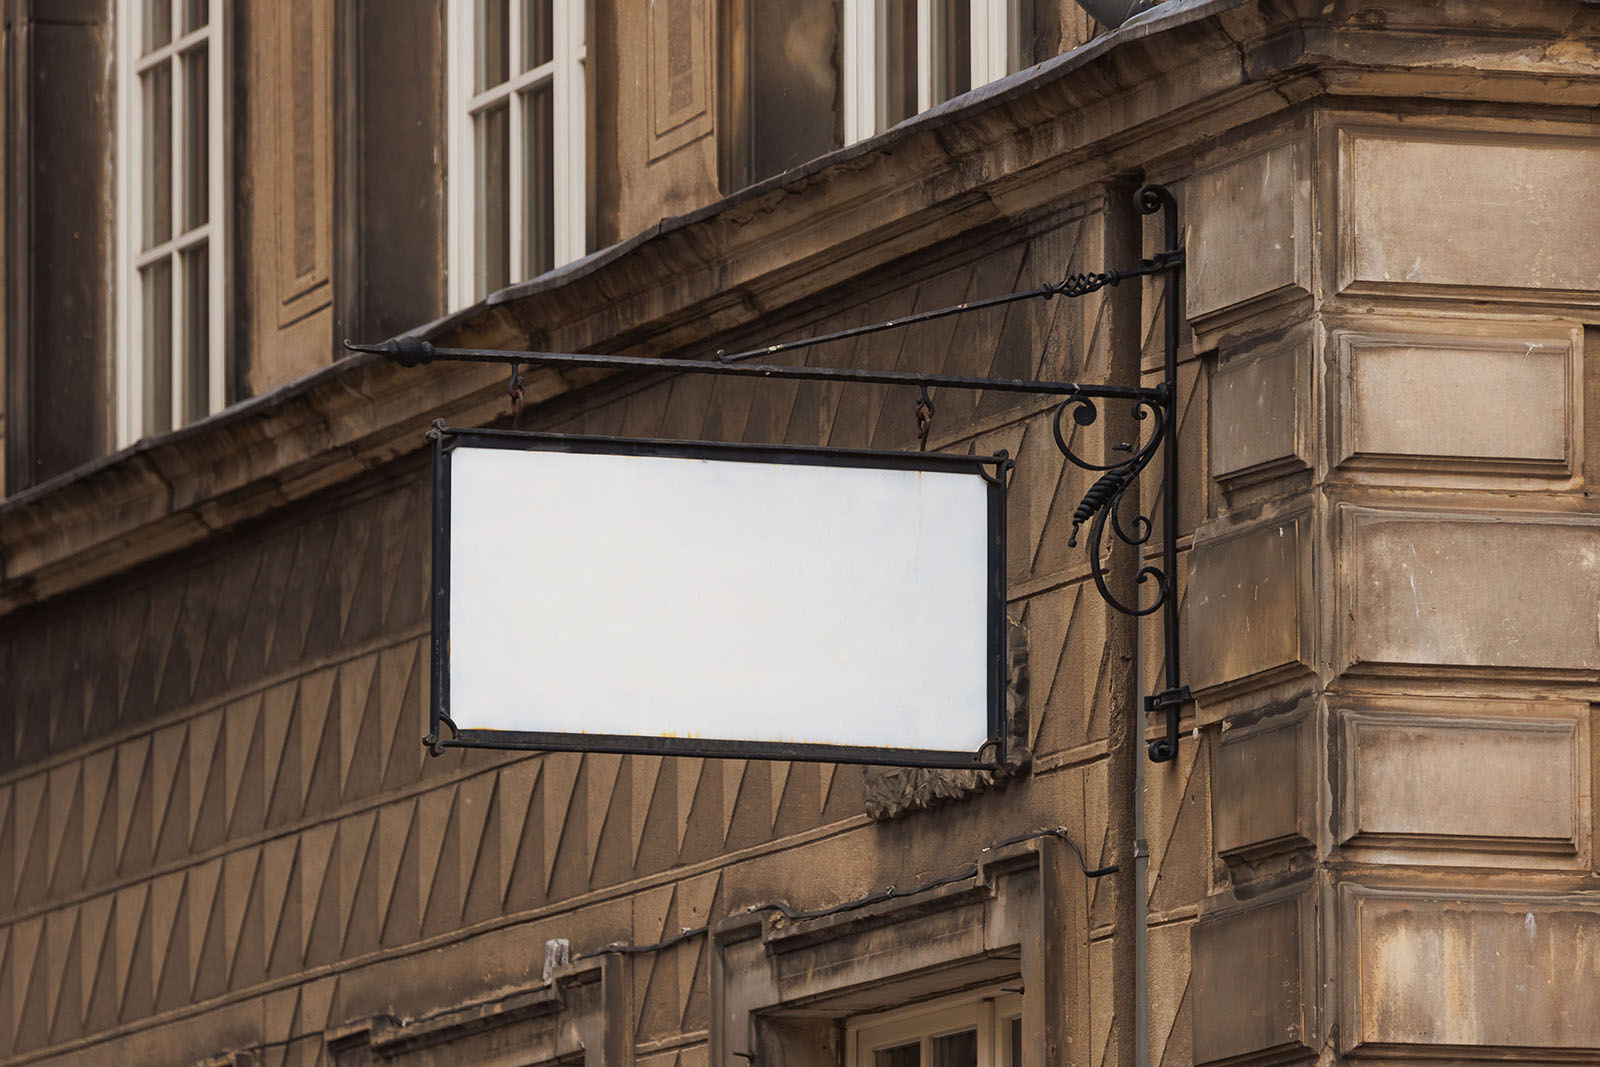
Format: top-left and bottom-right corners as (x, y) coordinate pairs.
(355, 183), (1191, 765)
(427, 426), (1012, 769)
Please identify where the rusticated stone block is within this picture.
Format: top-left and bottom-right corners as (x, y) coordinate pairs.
(1187, 141), (1311, 328)
(1340, 130), (1600, 301)
(1330, 319), (1583, 484)
(1342, 884), (1600, 1055)
(1337, 699), (1590, 866)
(1338, 507), (1600, 674)
(1214, 703), (1314, 880)
(1192, 889), (1314, 1065)
(1185, 511), (1313, 698)
(1211, 327), (1312, 496)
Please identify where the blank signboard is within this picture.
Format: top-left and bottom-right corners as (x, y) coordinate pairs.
(434, 431), (1006, 766)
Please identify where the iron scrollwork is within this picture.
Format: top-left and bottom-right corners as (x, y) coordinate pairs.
(1051, 389), (1171, 619)
(1049, 182), (1190, 762)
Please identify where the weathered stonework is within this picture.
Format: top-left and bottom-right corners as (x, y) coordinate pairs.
(2, 2), (1599, 1066)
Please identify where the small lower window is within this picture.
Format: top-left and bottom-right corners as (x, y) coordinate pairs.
(848, 989), (1023, 1067)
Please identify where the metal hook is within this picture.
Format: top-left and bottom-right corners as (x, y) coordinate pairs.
(915, 384), (936, 452)
(507, 361), (526, 429)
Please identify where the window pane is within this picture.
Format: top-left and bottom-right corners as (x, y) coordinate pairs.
(477, 0), (510, 91)
(475, 104), (510, 295)
(144, 0), (171, 53)
(1008, 1017), (1022, 1067)
(934, 1023), (979, 1067)
(932, 1030), (978, 1067)
(879, 0), (916, 128)
(141, 260), (173, 434)
(142, 63), (173, 249)
(181, 245), (209, 424)
(522, 86), (554, 277)
(933, 0), (971, 103)
(749, 0), (839, 182)
(182, 0), (207, 32)
(181, 47), (209, 231)
(524, 0), (552, 68)
(876, 1043), (920, 1067)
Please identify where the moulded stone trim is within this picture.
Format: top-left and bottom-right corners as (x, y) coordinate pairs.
(709, 845), (1073, 1067)
(1328, 317), (1583, 488)
(326, 955), (625, 1067)
(1334, 697), (1592, 869)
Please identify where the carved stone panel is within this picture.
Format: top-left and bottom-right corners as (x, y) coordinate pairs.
(1191, 888), (1315, 1066)
(1339, 129), (1600, 304)
(647, 0), (713, 161)
(1213, 700), (1314, 879)
(274, 0), (333, 326)
(1336, 698), (1590, 867)
(1330, 317), (1582, 486)
(1341, 883), (1600, 1056)
(1337, 506), (1600, 675)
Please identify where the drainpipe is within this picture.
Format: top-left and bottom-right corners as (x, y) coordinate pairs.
(1134, 605), (1150, 1067)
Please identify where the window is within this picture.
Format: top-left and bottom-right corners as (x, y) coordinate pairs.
(848, 989), (1024, 1067)
(720, 0), (843, 189)
(843, 0), (1019, 142)
(448, 0), (588, 308)
(115, 0), (227, 444)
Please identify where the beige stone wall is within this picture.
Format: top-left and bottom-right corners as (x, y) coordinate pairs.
(1184, 103), (1600, 1064)
(0, 196), (1159, 1065)
(3, 2), (1600, 1066)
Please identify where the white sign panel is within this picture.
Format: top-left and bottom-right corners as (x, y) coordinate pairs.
(433, 432), (1006, 766)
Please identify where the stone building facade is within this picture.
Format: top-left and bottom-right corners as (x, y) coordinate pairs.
(1, 1), (1598, 1065)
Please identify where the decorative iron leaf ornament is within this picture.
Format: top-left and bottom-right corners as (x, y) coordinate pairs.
(1052, 393), (1170, 618)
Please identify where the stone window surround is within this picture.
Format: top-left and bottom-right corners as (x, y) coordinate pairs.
(299, 841), (1060, 1066)
(709, 840), (1079, 1067)
(326, 953), (628, 1067)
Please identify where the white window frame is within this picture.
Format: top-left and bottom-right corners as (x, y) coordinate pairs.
(447, 0), (588, 311)
(843, 0), (1017, 143)
(846, 988), (1024, 1067)
(114, 0), (229, 446)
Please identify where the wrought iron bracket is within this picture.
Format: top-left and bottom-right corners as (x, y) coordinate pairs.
(351, 183), (1191, 764)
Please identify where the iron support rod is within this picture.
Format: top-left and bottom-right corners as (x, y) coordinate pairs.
(345, 338), (1164, 402)
(713, 254), (1179, 365)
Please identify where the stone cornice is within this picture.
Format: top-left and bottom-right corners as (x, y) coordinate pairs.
(2, 0), (1597, 615)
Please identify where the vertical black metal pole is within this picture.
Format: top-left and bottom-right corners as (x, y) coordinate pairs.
(1139, 185), (1187, 763)
(1161, 201), (1180, 702)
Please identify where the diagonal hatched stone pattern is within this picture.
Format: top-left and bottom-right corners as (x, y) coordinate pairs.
(0, 216), (1208, 1064)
